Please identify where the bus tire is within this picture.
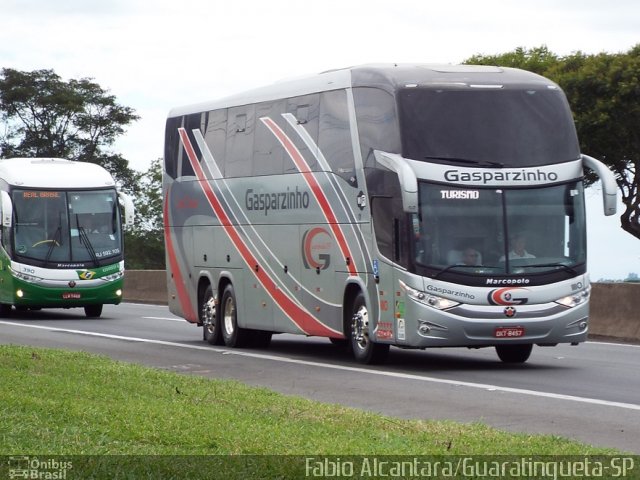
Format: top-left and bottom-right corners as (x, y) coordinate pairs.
(200, 285), (223, 345)
(495, 344), (533, 363)
(84, 304), (103, 318)
(221, 284), (249, 348)
(349, 291), (389, 364)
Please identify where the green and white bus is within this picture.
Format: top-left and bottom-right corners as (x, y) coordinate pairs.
(164, 64), (617, 364)
(0, 158), (134, 317)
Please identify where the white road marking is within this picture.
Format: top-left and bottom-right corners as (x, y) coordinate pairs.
(587, 340), (640, 349)
(142, 316), (184, 322)
(2, 319), (640, 412)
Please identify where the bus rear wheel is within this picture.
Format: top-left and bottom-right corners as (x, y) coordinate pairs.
(84, 304), (103, 318)
(349, 292), (389, 364)
(495, 344), (533, 363)
(221, 284), (249, 348)
(201, 285), (222, 345)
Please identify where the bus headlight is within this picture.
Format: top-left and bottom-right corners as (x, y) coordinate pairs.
(555, 286), (590, 308)
(399, 280), (459, 310)
(103, 271), (124, 282)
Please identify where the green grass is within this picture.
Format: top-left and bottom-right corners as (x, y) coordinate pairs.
(0, 345), (636, 478)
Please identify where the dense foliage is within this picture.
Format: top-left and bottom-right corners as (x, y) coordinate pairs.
(126, 158), (165, 269)
(0, 68), (139, 191)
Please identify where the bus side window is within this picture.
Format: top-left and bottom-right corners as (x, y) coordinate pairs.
(369, 168), (410, 266)
(254, 100), (286, 176)
(353, 87), (401, 168)
(226, 106), (255, 178)
(203, 108), (227, 176)
(372, 196), (394, 260)
(164, 117), (182, 180)
(319, 90), (355, 183)
(286, 94), (320, 172)
(371, 195), (409, 266)
(180, 113), (200, 178)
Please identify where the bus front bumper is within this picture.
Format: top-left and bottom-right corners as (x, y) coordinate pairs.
(390, 299), (589, 348)
(10, 278), (124, 308)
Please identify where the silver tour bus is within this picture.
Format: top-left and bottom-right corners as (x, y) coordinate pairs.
(163, 64), (617, 364)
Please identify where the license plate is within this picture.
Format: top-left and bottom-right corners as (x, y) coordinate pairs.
(494, 326), (525, 338)
(62, 292), (81, 300)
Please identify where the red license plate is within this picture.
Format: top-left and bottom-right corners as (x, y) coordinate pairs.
(62, 292), (81, 299)
(494, 326), (525, 338)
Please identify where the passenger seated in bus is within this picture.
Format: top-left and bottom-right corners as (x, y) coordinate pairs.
(500, 234), (536, 261)
(447, 247), (482, 266)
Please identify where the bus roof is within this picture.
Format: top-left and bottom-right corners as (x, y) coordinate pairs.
(0, 158), (116, 189)
(168, 63), (557, 118)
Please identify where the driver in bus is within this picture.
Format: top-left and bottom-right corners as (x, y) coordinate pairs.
(500, 234), (536, 261)
(461, 247), (482, 266)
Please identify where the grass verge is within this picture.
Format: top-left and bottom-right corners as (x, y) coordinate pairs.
(1, 345), (636, 478)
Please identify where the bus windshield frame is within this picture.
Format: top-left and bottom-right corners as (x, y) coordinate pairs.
(10, 188), (123, 268)
(413, 181), (587, 283)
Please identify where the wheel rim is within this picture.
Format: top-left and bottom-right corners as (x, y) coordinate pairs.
(203, 296), (216, 333)
(352, 304), (370, 352)
(224, 295), (235, 335)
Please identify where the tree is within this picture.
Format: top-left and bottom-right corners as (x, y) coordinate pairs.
(124, 158), (165, 269)
(0, 68), (139, 190)
(465, 45), (640, 241)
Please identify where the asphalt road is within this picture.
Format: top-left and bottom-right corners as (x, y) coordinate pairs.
(1, 302), (639, 454)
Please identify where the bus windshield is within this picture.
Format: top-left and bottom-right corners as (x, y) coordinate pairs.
(398, 88), (581, 167)
(414, 182), (586, 277)
(12, 189), (123, 267)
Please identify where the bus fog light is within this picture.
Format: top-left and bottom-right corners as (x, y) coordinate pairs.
(116, 289), (122, 297)
(16, 289), (24, 298)
(579, 321), (587, 330)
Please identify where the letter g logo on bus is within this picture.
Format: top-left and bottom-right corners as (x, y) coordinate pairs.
(487, 287), (529, 306)
(302, 227), (332, 270)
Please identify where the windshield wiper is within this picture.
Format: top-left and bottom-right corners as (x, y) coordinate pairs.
(76, 214), (99, 267)
(78, 226), (99, 267)
(432, 263), (501, 280)
(423, 156), (505, 168)
(525, 263), (578, 275)
(44, 226), (62, 265)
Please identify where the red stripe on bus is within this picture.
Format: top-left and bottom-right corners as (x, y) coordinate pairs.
(177, 128), (340, 337)
(260, 117), (358, 276)
(163, 190), (198, 322)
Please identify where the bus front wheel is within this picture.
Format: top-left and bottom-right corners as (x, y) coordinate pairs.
(221, 284), (249, 348)
(495, 344), (533, 363)
(349, 292), (389, 364)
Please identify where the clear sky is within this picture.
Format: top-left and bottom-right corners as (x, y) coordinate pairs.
(2, 0), (639, 279)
